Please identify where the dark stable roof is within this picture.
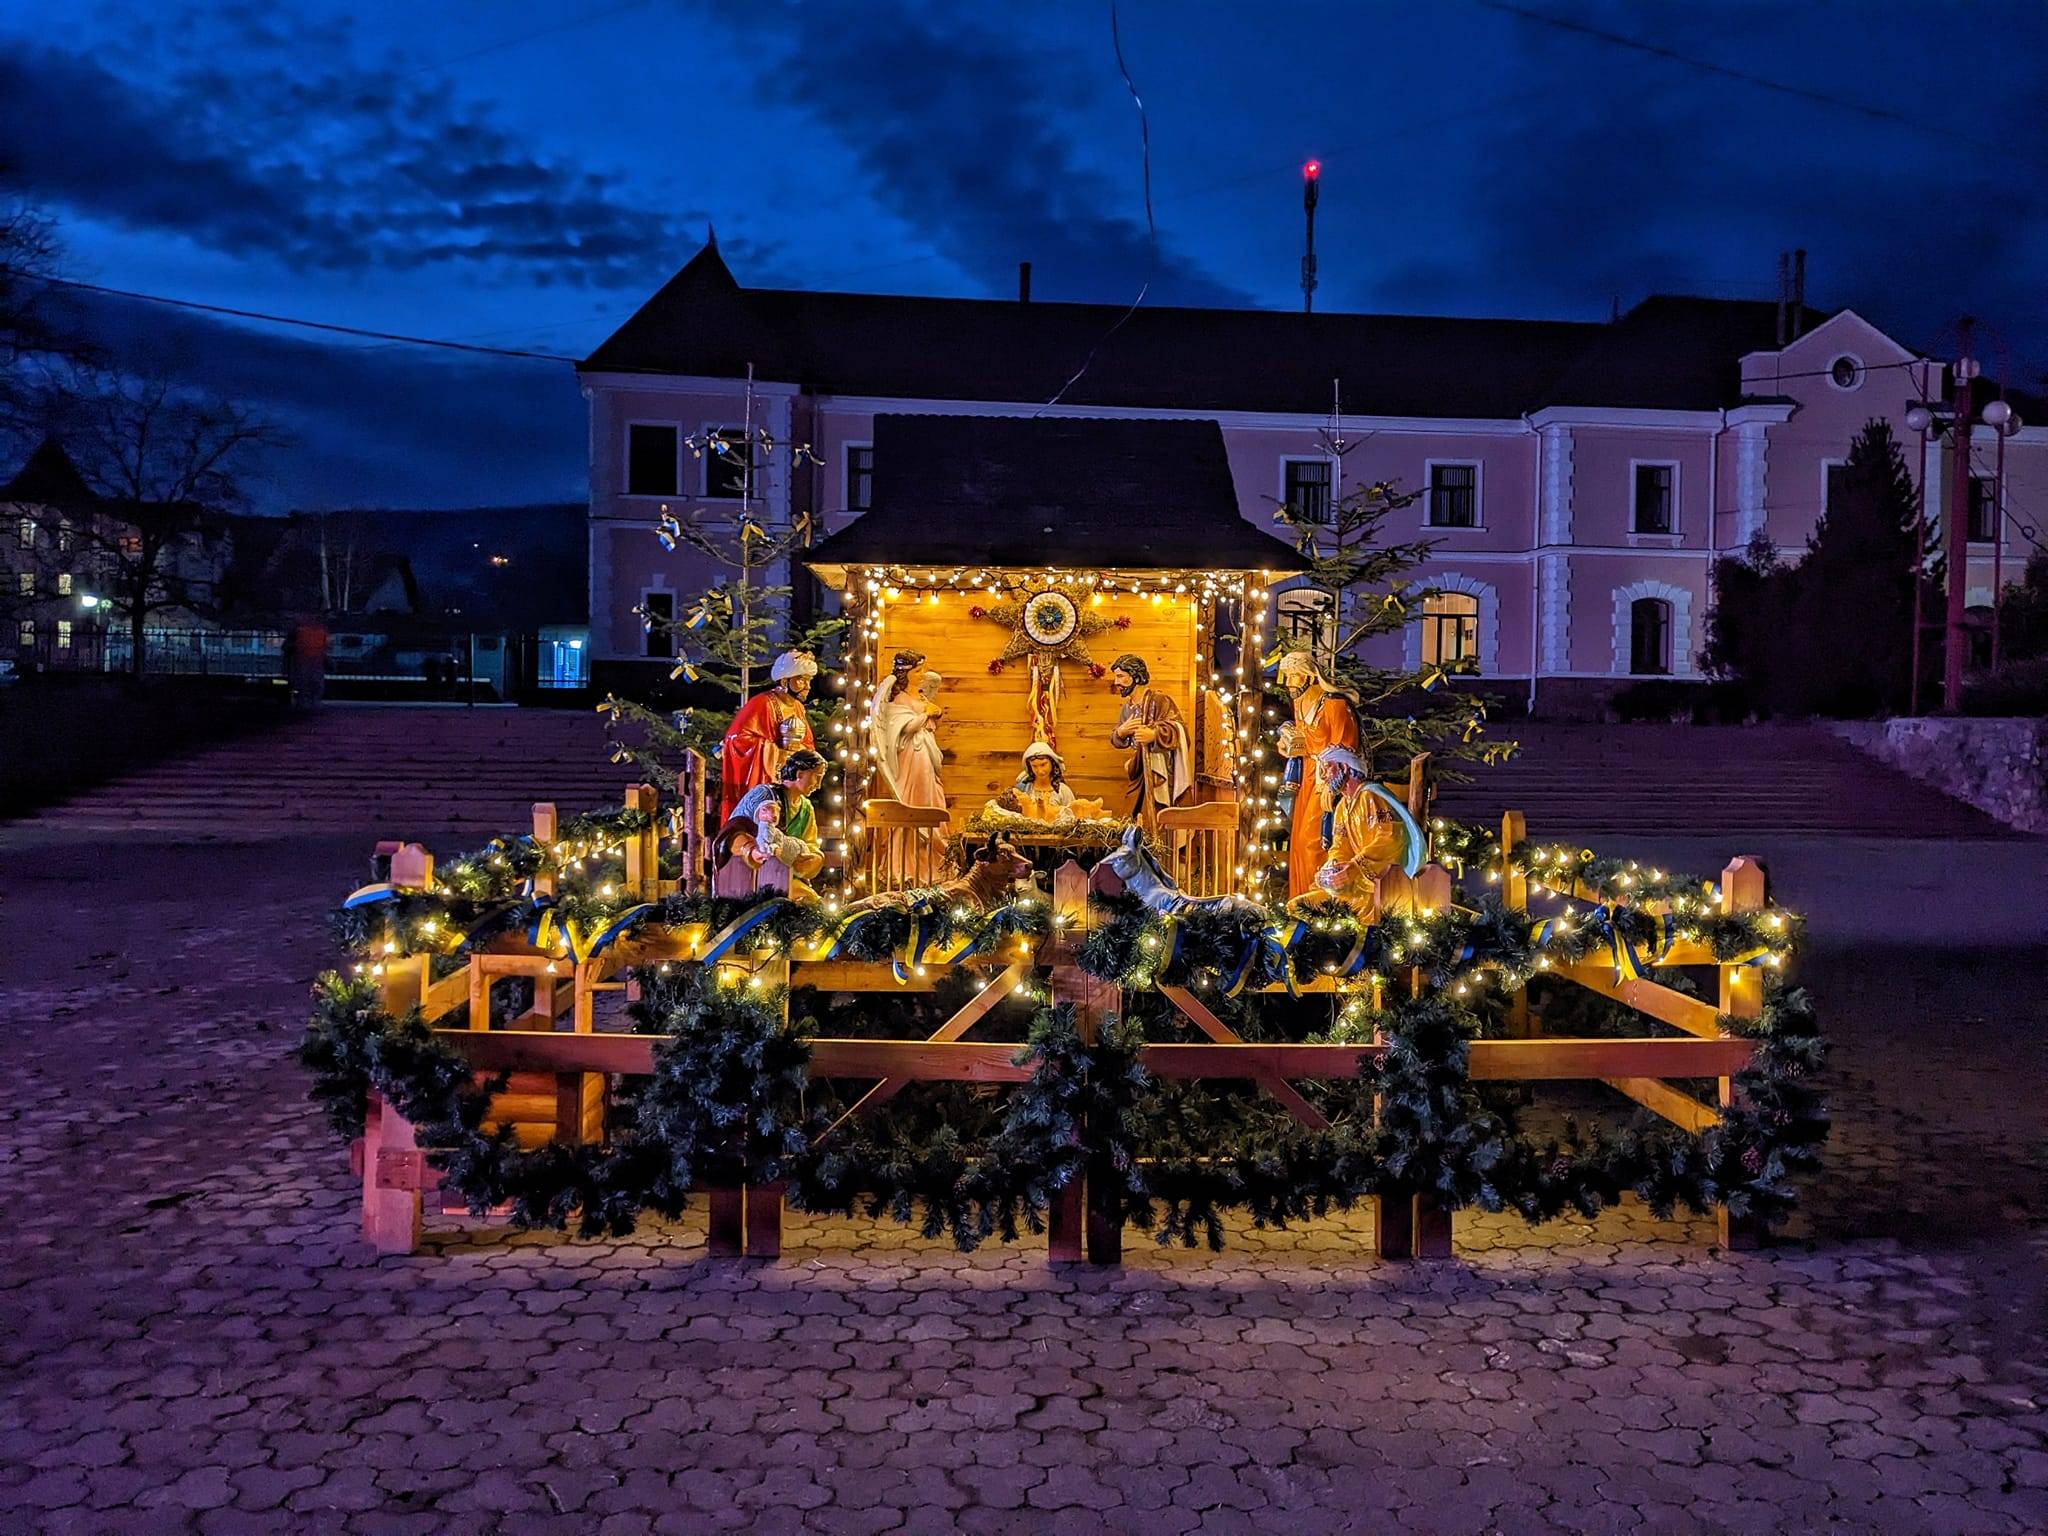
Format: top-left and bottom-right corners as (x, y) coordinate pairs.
(0, 437), (97, 505)
(581, 244), (1851, 417)
(805, 415), (1308, 575)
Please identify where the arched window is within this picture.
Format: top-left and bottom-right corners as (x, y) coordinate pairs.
(1629, 598), (1672, 676)
(1422, 592), (1480, 671)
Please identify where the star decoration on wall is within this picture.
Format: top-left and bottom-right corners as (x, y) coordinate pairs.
(971, 586), (1128, 672)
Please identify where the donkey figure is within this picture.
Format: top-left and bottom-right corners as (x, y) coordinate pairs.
(1092, 824), (1264, 921)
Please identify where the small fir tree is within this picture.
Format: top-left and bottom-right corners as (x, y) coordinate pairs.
(1267, 422), (1514, 780)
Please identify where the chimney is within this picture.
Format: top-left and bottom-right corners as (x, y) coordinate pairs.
(1791, 248), (1807, 339)
(1018, 261), (1032, 304)
(1775, 251), (1789, 347)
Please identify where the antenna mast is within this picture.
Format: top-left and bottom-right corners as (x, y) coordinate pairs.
(1301, 160), (1320, 314)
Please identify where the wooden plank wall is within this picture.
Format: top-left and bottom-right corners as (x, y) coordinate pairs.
(873, 591), (1200, 820)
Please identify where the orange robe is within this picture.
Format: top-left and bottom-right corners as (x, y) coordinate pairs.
(719, 687), (814, 822)
(1286, 692), (1360, 899)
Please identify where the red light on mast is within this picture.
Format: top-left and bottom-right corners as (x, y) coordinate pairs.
(1303, 159), (1321, 180)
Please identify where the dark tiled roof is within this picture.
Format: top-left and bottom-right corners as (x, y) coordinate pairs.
(582, 245), (1866, 417)
(0, 437), (97, 505)
(1539, 296), (1836, 412)
(805, 415), (1308, 574)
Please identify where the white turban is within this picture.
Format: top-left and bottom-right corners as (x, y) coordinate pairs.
(1316, 744), (1368, 778)
(771, 650), (819, 682)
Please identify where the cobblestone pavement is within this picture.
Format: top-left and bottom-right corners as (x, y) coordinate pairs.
(2, 834), (2045, 1535)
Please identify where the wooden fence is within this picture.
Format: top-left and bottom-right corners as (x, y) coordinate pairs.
(356, 789), (1767, 1264)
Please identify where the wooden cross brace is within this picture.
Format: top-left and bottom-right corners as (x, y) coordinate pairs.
(813, 962), (1029, 1144)
(1158, 984), (1331, 1131)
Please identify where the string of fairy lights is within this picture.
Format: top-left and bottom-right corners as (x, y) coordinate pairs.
(821, 563), (1282, 897)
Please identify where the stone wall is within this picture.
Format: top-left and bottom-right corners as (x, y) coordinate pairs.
(1831, 717), (2048, 835)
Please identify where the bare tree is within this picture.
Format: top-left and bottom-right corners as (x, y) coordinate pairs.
(0, 168), (88, 438)
(316, 508), (377, 613)
(50, 368), (283, 677)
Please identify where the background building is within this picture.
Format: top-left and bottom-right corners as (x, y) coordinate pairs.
(582, 243), (2045, 710)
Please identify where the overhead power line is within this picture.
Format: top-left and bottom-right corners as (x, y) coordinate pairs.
(23, 274), (578, 363)
(1472, 0), (2046, 172)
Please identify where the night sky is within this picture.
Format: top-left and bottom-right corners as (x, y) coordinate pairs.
(4, 0), (2044, 511)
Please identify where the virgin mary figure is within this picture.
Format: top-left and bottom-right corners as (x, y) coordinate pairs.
(868, 652), (949, 876)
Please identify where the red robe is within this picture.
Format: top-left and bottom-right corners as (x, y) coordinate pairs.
(719, 687), (814, 822)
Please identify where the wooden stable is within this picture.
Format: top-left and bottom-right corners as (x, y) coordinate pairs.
(802, 414), (1315, 880)
(356, 790), (1773, 1262)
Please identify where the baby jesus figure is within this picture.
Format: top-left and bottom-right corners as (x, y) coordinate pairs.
(991, 742), (1075, 822)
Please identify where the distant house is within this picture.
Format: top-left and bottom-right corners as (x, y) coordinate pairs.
(0, 437), (233, 675)
(223, 503), (591, 691)
(578, 241), (2046, 708)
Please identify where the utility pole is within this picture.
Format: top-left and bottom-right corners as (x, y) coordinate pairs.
(1942, 318), (1977, 712)
(1300, 160), (1320, 314)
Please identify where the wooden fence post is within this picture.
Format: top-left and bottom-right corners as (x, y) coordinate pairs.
(1046, 960), (1120, 1267)
(622, 783), (658, 898)
(1717, 855), (1768, 1251)
(1501, 812), (1532, 1039)
(361, 955), (430, 1254)
(678, 751), (709, 895)
(1414, 863), (1457, 1261)
(741, 953), (791, 1260)
(527, 804), (560, 1025)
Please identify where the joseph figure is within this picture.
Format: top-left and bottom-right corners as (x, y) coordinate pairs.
(1107, 653), (1190, 834)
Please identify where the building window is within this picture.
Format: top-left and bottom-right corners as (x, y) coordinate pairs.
(1632, 463), (1676, 534)
(642, 591), (675, 659)
(1426, 463), (1478, 528)
(626, 423), (679, 497)
(55, 619), (72, 650)
(845, 444), (873, 512)
(704, 427), (749, 499)
(16, 572), (32, 597)
(1630, 598), (1672, 676)
(16, 618), (32, 647)
(1421, 592), (1480, 670)
(16, 517), (33, 549)
(1967, 476), (1998, 543)
(1282, 459), (1334, 525)
(56, 572), (71, 596)
(1275, 588), (1337, 670)
(1823, 461), (1848, 518)
(56, 517), (72, 553)
(1828, 354), (1863, 391)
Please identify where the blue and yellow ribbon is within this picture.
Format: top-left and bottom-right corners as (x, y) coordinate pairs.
(700, 899), (791, 966)
(1225, 918), (1305, 998)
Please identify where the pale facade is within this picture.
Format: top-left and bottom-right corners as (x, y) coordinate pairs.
(581, 251), (2043, 708)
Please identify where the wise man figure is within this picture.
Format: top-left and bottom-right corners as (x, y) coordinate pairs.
(1274, 651), (1362, 899)
(719, 649), (818, 821)
(1309, 745), (1406, 917)
(1107, 653), (1189, 835)
(713, 748), (828, 900)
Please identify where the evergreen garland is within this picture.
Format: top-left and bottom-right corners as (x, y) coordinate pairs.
(303, 802), (1828, 1256)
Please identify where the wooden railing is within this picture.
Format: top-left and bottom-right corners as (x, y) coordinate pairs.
(356, 787), (1771, 1264)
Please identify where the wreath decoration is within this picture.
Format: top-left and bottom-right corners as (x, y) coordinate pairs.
(1024, 590), (1080, 647)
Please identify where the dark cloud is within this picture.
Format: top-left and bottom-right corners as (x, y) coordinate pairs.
(708, 1), (1249, 308)
(17, 287), (584, 512)
(0, 19), (688, 289)
(1368, 6), (2048, 381)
